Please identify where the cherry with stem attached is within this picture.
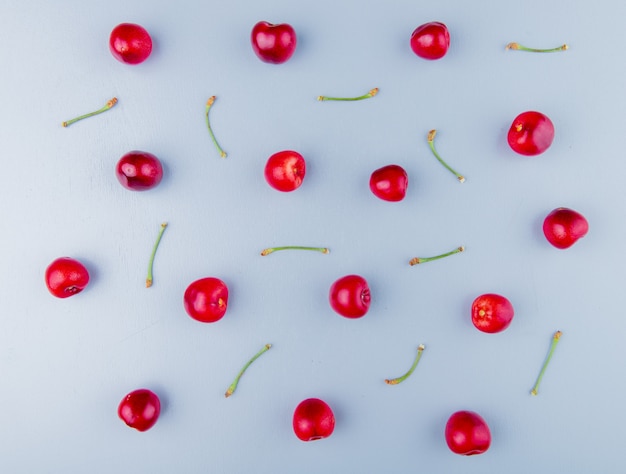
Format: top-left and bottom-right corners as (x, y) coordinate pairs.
(146, 222), (167, 288)
(385, 344), (425, 385)
(261, 246), (329, 256)
(205, 96), (227, 158)
(225, 343), (272, 398)
(409, 245), (464, 266)
(506, 42), (568, 53)
(531, 330), (562, 396)
(427, 130), (465, 183)
(62, 97), (117, 127)
(317, 88), (378, 102)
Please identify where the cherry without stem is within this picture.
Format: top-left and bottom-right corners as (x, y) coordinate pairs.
(329, 274), (371, 319)
(109, 23), (153, 65)
(118, 388), (161, 432)
(507, 111), (555, 156)
(45, 257), (90, 298)
(293, 398), (335, 441)
(369, 164), (408, 202)
(251, 21), (297, 64)
(116, 151), (163, 191)
(183, 277), (229, 323)
(445, 410), (491, 455)
(543, 207), (588, 249)
(471, 293), (514, 334)
(410, 22), (450, 60)
(264, 150), (306, 192)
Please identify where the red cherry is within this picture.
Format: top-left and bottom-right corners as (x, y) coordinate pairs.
(115, 151), (163, 191)
(109, 23), (153, 65)
(410, 22), (450, 60)
(445, 410), (491, 455)
(507, 111), (555, 156)
(264, 150), (306, 192)
(471, 293), (514, 333)
(329, 275), (371, 319)
(184, 277), (229, 323)
(118, 389), (161, 432)
(292, 398), (335, 441)
(251, 21), (297, 64)
(45, 257), (90, 298)
(369, 165), (408, 202)
(543, 207), (589, 249)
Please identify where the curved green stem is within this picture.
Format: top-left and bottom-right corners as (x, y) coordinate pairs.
(146, 222), (168, 288)
(261, 246), (329, 256)
(225, 344), (272, 398)
(531, 331), (562, 396)
(205, 96), (227, 158)
(506, 42), (568, 53)
(427, 130), (465, 183)
(385, 344), (425, 385)
(317, 88), (378, 101)
(409, 246), (464, 266)
(62, 97), (117, 127)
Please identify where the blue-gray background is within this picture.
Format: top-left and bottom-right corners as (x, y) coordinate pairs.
(1, 1), (624, 472)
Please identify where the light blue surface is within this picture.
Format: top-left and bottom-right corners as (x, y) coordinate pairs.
(1, 1), (625, 472)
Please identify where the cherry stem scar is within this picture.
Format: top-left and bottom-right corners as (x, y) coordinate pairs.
(62, 97), (117, 127)
(409, 245), (465, 266)
(205, 96), (227, 158)
(531, 330), (562, 396)
(427, 129), (465, 182)
(225, 344), (272, 398)
(505, 42), (568, 53)
(146, 222), (168, 288)
(260, 246), (330, 256)
(385, 344), (425, 385)
(317, 88), (379, 101)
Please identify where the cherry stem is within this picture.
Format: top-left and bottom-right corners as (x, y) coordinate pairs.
(146, 222), (168, 288)
(427, 130), (465, 183)
(317, 88), (379, 102)
(531, 330), (562, 396)
(409, 245), (464, 266)
(505, 42), (568, 53)
(62, 97), (118, 127)
(225, 343), (272, 398)
(261, 246), (330, 256)
(205, 96), (227, 158)
(385, 344), (425, 385)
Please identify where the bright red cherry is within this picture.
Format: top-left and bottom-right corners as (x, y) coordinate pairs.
(543, 207), (589, 249)
(118, 389), (161, 432)
(507, 111), (555, 156)
(410, 22), (450, 60)
(471, 293), (514, 333)
(45, 257), (90, 298)
(264, 150), (306, 192)
(329, 274), (371, 319)
(184, 277), (229, 323)
(251, 21), (297, 64)
(115, 151), (163, 191)
(109, 23), (153, 65)
(445, 410), (491, 455)
(369, 164), (408, 202)
(293, 398), (335, 441)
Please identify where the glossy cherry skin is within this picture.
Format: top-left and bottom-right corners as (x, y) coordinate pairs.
(109, 23), (153, 65)
(264, 150), (306, 192)
(543, 207), (589, 249)
(329, 275), (371, 318)
(116, 151), (163, 191)
(471, 293), (514, 333)
(251, 21), (297, 64)
(184, 277), (229, 323)
(507, 111), (555, 156)
(118, 389), (161, 432)
(445, 410), (491, 456)
(293, 398), (335, 441)
(410, 22), (450, 60)
(369, 164), (408, 202)
(45, 257), (90, 298)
